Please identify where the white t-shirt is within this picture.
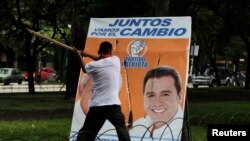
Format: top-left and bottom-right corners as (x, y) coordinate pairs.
(85, 56), (121, 107)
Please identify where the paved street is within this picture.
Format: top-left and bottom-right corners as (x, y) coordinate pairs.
(0, 81), (66, 93)
(187, 83), (208, 88)
(0, 82), (208, 94)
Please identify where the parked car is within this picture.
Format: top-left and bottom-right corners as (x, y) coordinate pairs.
(191, 67), (233, 88)
(22, 67), (57, 82)
(232, 71), (246, 87)
(40, 67), (57, 82)
(22, 71), (36, 81)
(0, 68), (23, 85)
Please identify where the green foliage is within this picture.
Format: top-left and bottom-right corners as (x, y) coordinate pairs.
(1, 0), (250, 91)
(224, 36), (246, 63)
(0, 0), (72, 57)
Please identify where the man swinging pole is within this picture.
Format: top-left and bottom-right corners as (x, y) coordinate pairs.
(27, 28), (131, 141)
(72, 41), (131, 141)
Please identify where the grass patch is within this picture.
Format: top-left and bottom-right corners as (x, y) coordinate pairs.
(0, 87), (250, 141)
(187, 87), (250, 101)
(189, 101), (250, 114)
(187, 87), (250, 126)
(0, 93), (74, 111)
(0, 118), (72, 141)
(189, 126), (207, 141)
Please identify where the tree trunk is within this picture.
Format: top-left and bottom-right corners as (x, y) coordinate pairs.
(25, 33), (35, 93)
(65, 20), (86, 98)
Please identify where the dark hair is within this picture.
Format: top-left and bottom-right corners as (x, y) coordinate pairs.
(143, 66), (182, 95)
(98, 41), (112, 55)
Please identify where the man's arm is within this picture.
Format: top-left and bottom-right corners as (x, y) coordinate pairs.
(80, 51), (100, 61)
(73, 48), (87, 73)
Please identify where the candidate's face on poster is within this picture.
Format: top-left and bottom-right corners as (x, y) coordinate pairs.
(143, 76), (181, 124)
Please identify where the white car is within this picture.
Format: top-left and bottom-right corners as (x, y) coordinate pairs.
(191, 67), (233, 88)
(192, 74), (216, 88)
(0, 68), (23, 85)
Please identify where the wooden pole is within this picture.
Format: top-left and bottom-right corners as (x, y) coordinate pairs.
(26, 28), (74, 52)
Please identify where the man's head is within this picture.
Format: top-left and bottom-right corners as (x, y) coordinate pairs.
(143, 66), (182, 126)
(130, 40), (146, 57)
(98, 41), (112, 56)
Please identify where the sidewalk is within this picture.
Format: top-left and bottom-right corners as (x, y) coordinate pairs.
(0, 82), (66, 93)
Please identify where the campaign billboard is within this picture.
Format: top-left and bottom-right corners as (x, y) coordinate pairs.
(70, 17), (191, 141)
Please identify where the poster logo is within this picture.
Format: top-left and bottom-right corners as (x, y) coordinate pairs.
(121, 40), (148, 68)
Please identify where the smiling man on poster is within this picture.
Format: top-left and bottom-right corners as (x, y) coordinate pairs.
(129, 66), (183, 141)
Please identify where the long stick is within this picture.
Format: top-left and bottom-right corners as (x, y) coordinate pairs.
(26, 28), (74, 51)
